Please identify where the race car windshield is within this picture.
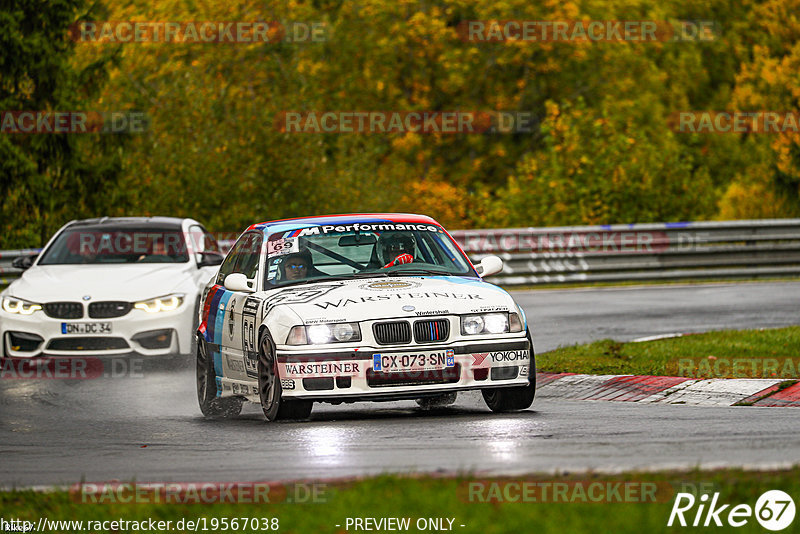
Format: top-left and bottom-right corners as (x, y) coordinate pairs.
(38, 226), (189, 264)
(265, 225), (473, 287)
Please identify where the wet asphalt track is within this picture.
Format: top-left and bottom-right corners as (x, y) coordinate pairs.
(2, 281), (799, 486)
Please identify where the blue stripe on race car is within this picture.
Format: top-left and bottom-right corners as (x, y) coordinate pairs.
(278, 216), (394, 228)
(212, 290), (233, 346)
(202, 287), (226, 396)
(519, 306), (528, 331)
(201, 286), (221, 343)
(205, 288), (225, 343)
(266, 224), (312, 239)
(212, 291), (234, 378)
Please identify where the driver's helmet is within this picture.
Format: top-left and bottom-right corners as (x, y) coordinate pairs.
(378, 232), (416, 264)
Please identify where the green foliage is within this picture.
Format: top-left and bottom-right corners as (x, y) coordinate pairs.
(3, 0), (799, 247)
(0, 0), (130, 247)
(482, 98), (716, 227)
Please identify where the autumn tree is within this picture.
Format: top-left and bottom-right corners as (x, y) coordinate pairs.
(0, 0), (128, 247)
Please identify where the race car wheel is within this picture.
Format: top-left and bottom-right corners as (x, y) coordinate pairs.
(196, 336), (243, 418)
(482, 330), (536, 413)
(258, 331), (313, 422)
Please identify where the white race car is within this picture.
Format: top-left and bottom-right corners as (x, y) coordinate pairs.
(197, 214), (535, 420)
(1, 217), (224, 359)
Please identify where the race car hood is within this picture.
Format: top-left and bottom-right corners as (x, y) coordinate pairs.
(6, 264), (195, 303)
(271, 275), (516, 324)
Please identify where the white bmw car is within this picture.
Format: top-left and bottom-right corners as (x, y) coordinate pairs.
(0, 217), (224, 359)
(197, 213), (535, 421)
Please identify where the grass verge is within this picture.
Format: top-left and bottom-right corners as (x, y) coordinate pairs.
(537, 326), (800, 378)
(2, 468), (799, 533)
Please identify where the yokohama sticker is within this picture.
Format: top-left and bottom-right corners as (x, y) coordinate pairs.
(490, 349), (529, 363)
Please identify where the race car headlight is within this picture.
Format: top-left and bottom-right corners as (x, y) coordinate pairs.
(461, 313), (509, 335)
(134, 294), (184, 313)
(286, 323), (362, 345)
(1, 297), (42, 315)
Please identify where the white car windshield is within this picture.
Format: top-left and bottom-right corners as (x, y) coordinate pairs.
(38, 225), (189, 264)
(265, 225), (473, 287)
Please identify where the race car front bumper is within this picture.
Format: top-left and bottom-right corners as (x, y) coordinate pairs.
(233, 336), (533, 401)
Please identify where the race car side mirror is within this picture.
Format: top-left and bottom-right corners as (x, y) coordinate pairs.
(476, 255), (503, 278)
(224, 273), (254, 292)
(197, 251), (224, 267)
(12, 254), (37, 271)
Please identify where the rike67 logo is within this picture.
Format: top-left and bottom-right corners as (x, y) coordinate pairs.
(668, 490), (796, 531)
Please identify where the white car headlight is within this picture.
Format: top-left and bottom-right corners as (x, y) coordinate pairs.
(134, 294), (184, 313)
(461, 312), (520, 335)
(1, 296), (42, 315)
(286, 323), (362, 345)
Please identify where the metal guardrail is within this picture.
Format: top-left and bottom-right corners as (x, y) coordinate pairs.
(449, 219), (800, 285)
(3, 219), (799, 287)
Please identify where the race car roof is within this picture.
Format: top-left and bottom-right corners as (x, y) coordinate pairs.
(247, 213), (440, 234)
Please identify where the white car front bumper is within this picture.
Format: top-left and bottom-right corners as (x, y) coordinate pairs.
(0, 302), (194, 358)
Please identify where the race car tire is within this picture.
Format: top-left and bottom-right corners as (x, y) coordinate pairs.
(415, 392), (458, 409)
(196, 336), (243, 418)
(482, 330), (536, 412)
(188, 296), (200, 359)
(258, 330), (313, 422)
